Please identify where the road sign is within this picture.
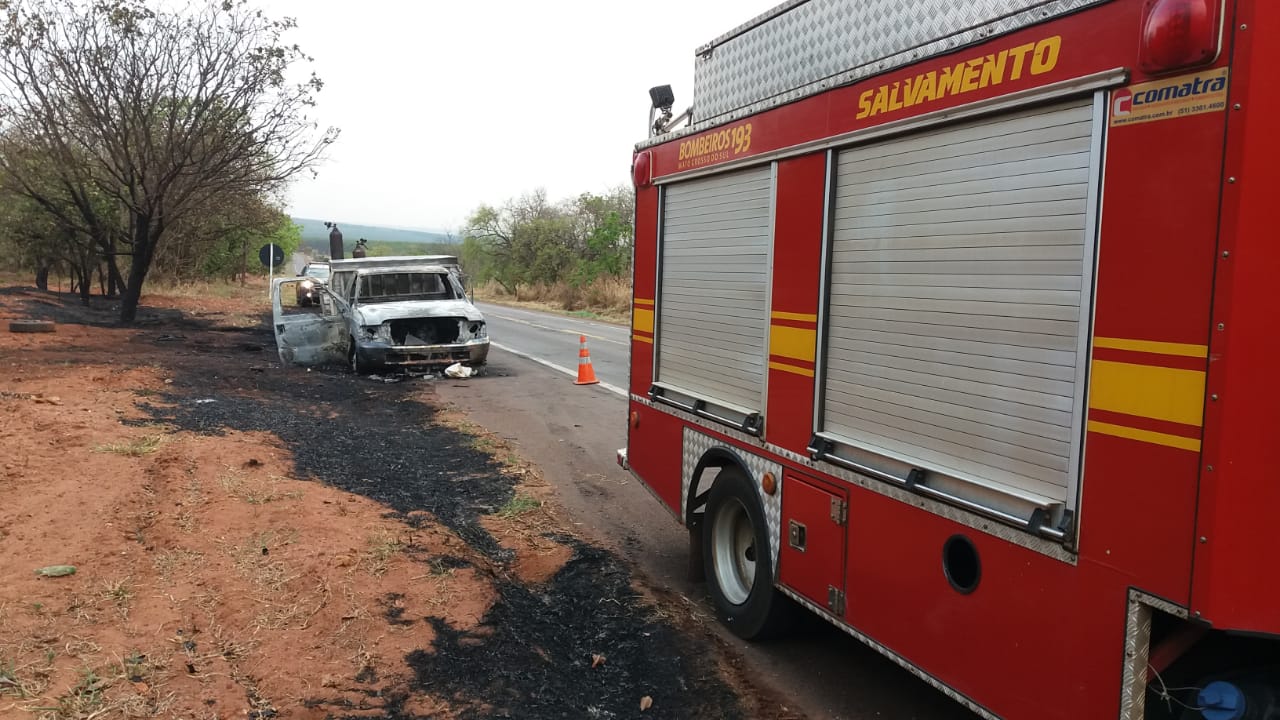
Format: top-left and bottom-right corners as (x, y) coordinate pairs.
(259, 243), (285, 269)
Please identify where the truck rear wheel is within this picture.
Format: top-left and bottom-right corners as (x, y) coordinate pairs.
(702, 466), (791, 640)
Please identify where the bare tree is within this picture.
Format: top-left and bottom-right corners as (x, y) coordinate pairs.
(0, 0), (337, 321)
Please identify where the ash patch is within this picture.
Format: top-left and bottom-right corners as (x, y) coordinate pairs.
(0, 285), (211, 329)
(136, 369), (514, 560)
(408, 539), (741, 720)
(131, 321), (745, 718)
(382, 593), (415, 627)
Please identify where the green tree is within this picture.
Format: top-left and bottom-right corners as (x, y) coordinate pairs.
(570, 187), (634, 284)
(465, 203), (522, 295)
(464, 186), (635, 297)
(0, 135), (123, 300)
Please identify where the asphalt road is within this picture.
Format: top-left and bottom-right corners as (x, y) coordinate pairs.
(441, 304), (979, 720)
(476, 302), (629, 395)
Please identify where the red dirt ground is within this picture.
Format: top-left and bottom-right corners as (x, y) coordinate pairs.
(0, 287), (555, 719)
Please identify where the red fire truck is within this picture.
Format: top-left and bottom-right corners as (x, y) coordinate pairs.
(620, 1), (1278, 718)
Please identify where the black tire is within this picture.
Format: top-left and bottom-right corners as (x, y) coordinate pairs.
(348, 338), (368, 375)
(701, 466), (792, 640)
(9, 320), (55, 333)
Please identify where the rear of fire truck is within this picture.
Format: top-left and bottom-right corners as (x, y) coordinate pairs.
(622, 1), (1280, 718)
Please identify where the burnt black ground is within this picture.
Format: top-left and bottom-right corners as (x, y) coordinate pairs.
(409, 539), (736, 720)
(135, 359), (520, 562)
(10, 287), (749, 720)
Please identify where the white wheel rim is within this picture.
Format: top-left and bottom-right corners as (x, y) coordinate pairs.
(711, 497), (756, 606)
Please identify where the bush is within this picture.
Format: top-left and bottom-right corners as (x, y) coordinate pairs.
(476, 275), (631, 317)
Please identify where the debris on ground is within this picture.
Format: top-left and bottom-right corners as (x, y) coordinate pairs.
(8, 318), (56, 333)
(445, 362), (475, 378)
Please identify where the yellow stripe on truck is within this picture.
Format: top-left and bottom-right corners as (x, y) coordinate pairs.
(632, 308), (654, 334)
(1087, 421), (1201, 452)
(1093, 337), (1208, 358)
(770, 325), (816, 363)
(770, 311), (818, 323)
(769, 360), (815, 378)
(1088, 360), (1206, 427)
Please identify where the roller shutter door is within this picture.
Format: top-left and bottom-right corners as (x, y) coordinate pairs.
(822, 98), (1097, 503)
(657, 166), (772, 414)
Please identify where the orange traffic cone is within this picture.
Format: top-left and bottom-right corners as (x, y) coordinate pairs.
(575, 334), (600, 385)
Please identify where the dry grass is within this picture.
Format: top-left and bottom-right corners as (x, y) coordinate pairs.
(0, 271), (267, 302)
(224, 529), (299, 593)
(217, 468), (302, 505)
(141, 277), (269, 301)
(43, 666), (109, 719)
(361, 529), (403, 577)
(94, 434), (165, 457)
(99, 578), (133, 619)
(472, 275), (631, 323)
(153, 549), (203, 583)
(0, 646), (57, 702)
(175, 511), (197, 534)
(0, 657), (29, 697)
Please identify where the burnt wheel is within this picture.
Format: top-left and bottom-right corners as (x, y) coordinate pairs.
(702, 466), (792, 640)
(8, 320), (55, 333)
(347, 338), (369, 375)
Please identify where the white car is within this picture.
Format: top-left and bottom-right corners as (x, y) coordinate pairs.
(272, 256), (488, 373)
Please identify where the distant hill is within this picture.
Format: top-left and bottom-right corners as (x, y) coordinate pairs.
(294, 217), (456, 247)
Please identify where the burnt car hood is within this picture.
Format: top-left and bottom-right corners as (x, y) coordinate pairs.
(353, 300), (484, 325)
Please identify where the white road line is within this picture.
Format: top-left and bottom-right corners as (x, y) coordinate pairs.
(484, 311), (628, 346)
(476, 304), (629, 340)
(477, 303), (627, 332)
(490, 341), (628, 398)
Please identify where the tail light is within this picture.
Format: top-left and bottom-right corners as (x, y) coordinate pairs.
(1139, 0), (1222, 75)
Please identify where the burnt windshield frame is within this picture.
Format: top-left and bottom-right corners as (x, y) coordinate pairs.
(355, 272), (457, 304)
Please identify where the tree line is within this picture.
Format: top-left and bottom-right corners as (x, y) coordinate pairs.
(0, 0), (333, 321)
(462, 186), (634, 298)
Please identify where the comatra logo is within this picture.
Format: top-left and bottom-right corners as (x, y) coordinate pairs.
(1109, 68), (1229, 127)
(1113, 88), (1133, 116)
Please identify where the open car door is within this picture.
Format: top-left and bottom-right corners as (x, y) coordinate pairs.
(271, 278), (346, 366)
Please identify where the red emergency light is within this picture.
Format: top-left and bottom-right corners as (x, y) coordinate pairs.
(1138, 0), (1222, 74)
(632, 151), (653, 189)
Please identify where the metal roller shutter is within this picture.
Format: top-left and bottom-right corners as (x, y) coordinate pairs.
(657, 166), (773, 414)
(821, 98), (1098, 504)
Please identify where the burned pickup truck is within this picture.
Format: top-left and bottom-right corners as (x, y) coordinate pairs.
(271, 256), (489, 373)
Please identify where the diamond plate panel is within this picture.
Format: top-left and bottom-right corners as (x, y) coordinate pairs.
(682, 427), (783, 574)
(1120, 595), (1152, 720)
(690, 0), (1111, 124)
(1134, 589), (1189, 619)
(1119, 590), (1189, 720)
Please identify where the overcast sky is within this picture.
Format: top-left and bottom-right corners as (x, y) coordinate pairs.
(258, 0), (781, 232)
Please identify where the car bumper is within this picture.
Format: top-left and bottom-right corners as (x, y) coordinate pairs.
(354, 338), (490, 370)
